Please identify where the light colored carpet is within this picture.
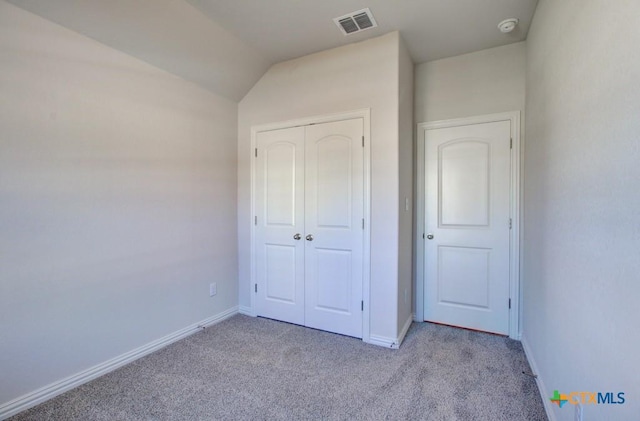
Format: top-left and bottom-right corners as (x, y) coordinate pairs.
(11, 315), (547, 420)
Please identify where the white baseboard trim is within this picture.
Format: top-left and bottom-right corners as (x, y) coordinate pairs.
(521, 335), (556, 421)
(238, 305), (255, 317)
(367, 316), (414, 350)
(0, 306), (238, 420)
(368, 334), (400, 349)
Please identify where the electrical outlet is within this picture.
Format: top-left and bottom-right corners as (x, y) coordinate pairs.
(574, 402), (583, 421)
(209, 283), (217, 297)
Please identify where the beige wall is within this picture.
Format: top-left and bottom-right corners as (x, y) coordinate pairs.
(0, 1), (239, 406)
(415, 42), (526, 124)
(397, 37), (414, 333)
(523, 1), (640, 420)
(238, 32), (403, 341)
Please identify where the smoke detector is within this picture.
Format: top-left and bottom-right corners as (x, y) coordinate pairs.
(334, 8), (378, 36)
(498, 18), (519, 33)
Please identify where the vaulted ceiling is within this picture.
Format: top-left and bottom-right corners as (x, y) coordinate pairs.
(7, 0), (538, 101)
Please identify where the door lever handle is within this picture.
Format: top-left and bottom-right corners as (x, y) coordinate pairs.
(293, 233), (301, 240)
(305, 234), (314, 241)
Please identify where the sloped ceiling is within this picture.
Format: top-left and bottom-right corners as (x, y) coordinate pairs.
(6, 0), (538, 101)
(6, 0), (271, 101)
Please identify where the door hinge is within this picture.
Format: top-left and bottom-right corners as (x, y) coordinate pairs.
(361, 300), (364, 311)
(362, 136), (364, 147)
(255, 283), (258, 293)
(255, 148), (258, 157)
(509, 218), (512, 229)
(255, 216), (257, 225)
(508, 298), (511, 309)
(362, 218), (365, 229)
(510, 138), (513, 149)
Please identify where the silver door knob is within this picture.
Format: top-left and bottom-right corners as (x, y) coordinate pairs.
(305, 234), (314, 241)
(426, 233), (434, 240)
(293, 233), (301, 240)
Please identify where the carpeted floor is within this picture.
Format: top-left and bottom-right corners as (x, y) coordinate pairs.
(11, 315), (547, 420)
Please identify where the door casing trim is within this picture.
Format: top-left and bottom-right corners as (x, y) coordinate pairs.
(249, 109), (371, 344)
(414, 111), (521, 339)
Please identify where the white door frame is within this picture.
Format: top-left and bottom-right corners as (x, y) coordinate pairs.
(414, 111), (521, 339)
(249, 109), (372, 343)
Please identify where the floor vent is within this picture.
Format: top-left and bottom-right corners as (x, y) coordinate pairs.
(334, 8), (377, 36)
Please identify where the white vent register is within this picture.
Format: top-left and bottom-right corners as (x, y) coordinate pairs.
(334, 8), (377, 35)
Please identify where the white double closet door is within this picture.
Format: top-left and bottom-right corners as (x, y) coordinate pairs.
(254, 119), (364, 338)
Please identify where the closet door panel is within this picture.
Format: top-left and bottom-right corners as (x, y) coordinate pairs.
(255, 127), (305, 325)
(304, 119), (364, 338)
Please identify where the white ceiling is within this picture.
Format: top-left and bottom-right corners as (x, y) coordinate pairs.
(186, 0), (539, 64)
(7, 0), (538, 101)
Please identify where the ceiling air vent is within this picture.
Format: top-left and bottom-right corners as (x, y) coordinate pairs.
(334, 8), (378, 36)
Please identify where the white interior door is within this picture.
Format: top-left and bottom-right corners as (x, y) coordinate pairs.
(304, 119), (364, 338)
(255, 127), (305, 325)
(424, 120), (511, 335)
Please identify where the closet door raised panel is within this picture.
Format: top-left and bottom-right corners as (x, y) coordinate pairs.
(255, 127), (305, 325)
(424, 120), (511, 335)
(304, 119), (364, 338)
